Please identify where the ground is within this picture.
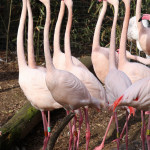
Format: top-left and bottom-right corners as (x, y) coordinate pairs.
(0, 52), (148, 150)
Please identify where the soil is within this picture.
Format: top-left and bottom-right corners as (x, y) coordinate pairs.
(0, 52), (148, 150)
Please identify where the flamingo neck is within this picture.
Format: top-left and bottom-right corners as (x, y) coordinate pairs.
(27, 0), (36, 68)
(44, 4), (55, 71)
(136, 0), (143, 30)
(92, 1), (107, 50)
(119, 1), (130, 66)
(17, 0), (27, 70)
(53, 1), (65, 56)
(64, 5), (73, 68)
(109, 5), (118, 70)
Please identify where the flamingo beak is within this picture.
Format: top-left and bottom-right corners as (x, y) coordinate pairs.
(138, 14), (150, 22)
(138, 16), (143, 22)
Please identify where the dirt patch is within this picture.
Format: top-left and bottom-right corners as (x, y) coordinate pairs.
(0, 53), (147, 150)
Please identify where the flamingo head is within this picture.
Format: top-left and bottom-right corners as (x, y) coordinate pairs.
(139, 14), (150, 22)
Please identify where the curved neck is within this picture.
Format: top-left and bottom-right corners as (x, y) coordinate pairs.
(128, 53), (150, 65)
(64, 5), (73, 68)
(109, 5), (118, 70)
(92, 1), (107, 50)
(119, 1), (130, 65)
(53, 1), (65, 56)
(17, 0), (27, 70)
(27, 0), (36, 68)
(44, 4), (55, 71)
(136, 0), (143, 30)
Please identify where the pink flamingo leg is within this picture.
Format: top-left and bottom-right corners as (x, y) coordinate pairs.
(67, 110), (73, 150)
(84, 107), (90, 150)
(114, 112), (120, 150)
(141, 110), (146, 150)
(44, 111), (51, 150)
(47, 111), (51, 138)
(146, 112), (150, 150)
(125, 110), (128, 150)
(41, 111), (48, 150)
(76, 108), (83, 150)
(94, 115), (114, 150)
(119, 113), (131, 140)
(73, 114), (78, 150)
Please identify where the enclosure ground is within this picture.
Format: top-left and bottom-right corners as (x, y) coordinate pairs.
(0, 52), (147, 150)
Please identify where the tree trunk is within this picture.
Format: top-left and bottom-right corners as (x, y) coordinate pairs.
(0, 102), (41, 150)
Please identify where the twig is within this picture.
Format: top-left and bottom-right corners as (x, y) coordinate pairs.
(6, 0), (13, 62)
(48, 112), (75, 150)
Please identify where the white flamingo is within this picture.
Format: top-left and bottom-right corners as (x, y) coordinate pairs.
(17, 0), (62, 149)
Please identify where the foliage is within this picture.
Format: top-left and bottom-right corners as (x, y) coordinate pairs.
(0, 0), (149, 61)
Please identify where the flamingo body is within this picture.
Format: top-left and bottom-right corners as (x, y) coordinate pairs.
(114, 77), (150, 111)
(53, 52), (87, 71)
(92, 47), (118, 84)
(105, 69), (131, 105)
(45, 70), (95, 111)
(119, 61), (150, 83)
(53, 1), (87, 71)
(19, 67), (61, 111)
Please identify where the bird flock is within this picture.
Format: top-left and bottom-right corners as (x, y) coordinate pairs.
(16, 0), (150, 149)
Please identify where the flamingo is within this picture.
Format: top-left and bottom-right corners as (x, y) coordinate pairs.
(94, 0), (132, 149)
(17, 0), (62, 149)
(39, 1), (106, 150)
(113, 77), (150, 150)
(136, 0), (150, 56)
(63, 0), (108, 149)
(52, 1), (76, 148)
(53, 0), (87, 70)
(91, 0), (119, 84)
(91, 0), (147, 84)
(53, 1), (89, 149)
(118, 0), (150, 84)
(127, 16), (149, 56)
(118, 0), (150, 148)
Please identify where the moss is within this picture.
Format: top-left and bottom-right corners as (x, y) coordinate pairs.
(0, 102), (40, 149)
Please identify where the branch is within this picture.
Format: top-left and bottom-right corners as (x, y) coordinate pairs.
(48, 112), (75, 150)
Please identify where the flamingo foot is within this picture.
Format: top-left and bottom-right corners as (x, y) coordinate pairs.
(93, 142), (104, 150)
(112, 138), (120, 150)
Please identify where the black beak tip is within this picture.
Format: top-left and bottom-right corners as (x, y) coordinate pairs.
(138, 15), (143, 22)
(138, 17), (142, 22)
